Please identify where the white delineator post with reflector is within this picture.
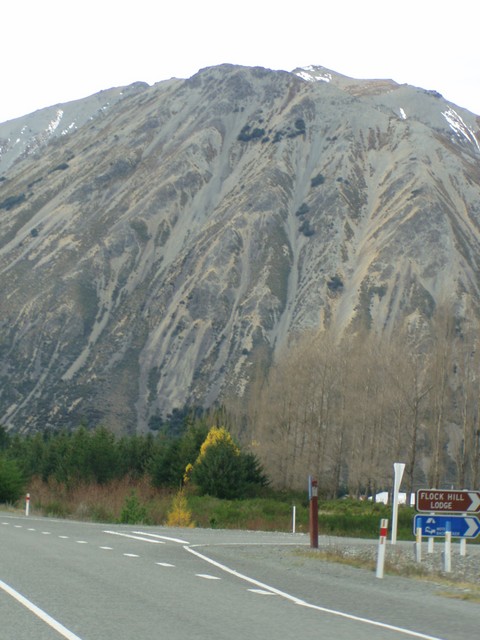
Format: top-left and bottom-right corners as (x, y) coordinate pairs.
(415, 525), (422, 563)
(391, 462), (405, 545)
(444, 520), (452, 572)
(25, 493), (30, 517)
(376, 518), (389, 578)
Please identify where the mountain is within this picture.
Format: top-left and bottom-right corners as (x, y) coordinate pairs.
(1, 64), (479, 434)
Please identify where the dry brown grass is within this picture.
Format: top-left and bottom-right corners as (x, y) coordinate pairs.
(27, 476), (173, 524)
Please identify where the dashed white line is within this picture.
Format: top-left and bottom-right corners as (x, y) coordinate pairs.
(123, 553), (139, 558)
(156, 562), (175, 567)
(248, 588), (276, 595)
(76, 540), (88, 544)
(41, 531), (51, 535)
(196, 574), (220, 580)
(100, 546), (113, 550)
(59, 535), (69, 539)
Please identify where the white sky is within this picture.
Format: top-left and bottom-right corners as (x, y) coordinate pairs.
(2, 0), (479, 123)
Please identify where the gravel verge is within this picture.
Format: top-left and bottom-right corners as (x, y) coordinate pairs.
(318, 536), (480, 587)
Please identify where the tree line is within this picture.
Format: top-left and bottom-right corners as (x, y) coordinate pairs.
(228, 303), (480, 499)
(0, 419), (267, 503)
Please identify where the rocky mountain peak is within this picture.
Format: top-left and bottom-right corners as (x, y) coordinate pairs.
(1, 64), (479, 433)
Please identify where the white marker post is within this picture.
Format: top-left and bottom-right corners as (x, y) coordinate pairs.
(460, 508), (467, 557)
(25, 493), (30, 517)
(444, 520), (452, 573)
(292, 505), (296, 534)
(415, 526), (422, 563)
(391, 463), (405, 545)
(427, 514), (435, 554)
(376, 518), (389, 578)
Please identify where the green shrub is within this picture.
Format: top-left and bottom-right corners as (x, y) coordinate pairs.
(0, 193), (26, 211)
(42, 500), (71, 518)
(311, 173), (325, 187)
(237, 125), (266, 142)
(192, 439), (244, 499)
(119, 492), (148, 524)
(191, 445), (268, 500)
(0, 456), (25, 503)
(295, 203), (310, 217)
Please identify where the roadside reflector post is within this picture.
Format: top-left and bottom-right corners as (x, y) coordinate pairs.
(376, 518), (389, 578)
(391, 463), (405, 545)
(25, 493), (30, 517)
(427, 513), (435, 554)
(460, 508), (467, 556)
(415, 526), (422, 563)
(443, 520), (452, 572)
(309, 479), (318, 549)
(292, 505), (296, 534)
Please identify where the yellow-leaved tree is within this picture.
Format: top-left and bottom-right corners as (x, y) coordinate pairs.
(185, 426), (267, 499)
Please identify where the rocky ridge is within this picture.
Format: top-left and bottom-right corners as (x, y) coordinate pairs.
(1, 64), (480, 433)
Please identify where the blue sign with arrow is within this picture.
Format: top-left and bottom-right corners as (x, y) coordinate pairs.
(413, 514), (480, 538)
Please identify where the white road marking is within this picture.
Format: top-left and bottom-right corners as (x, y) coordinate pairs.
(123, 553), (139, 558)
(100, 546), (113, 550)
(41, 531), (51, 535)
(59, 535), (69, 539)
(76, 541), (88, 544)
(2, 522), (9, 525)
(248, 588), (275, 595)
(103, 530), (165, 544)
(133, 531), (190, 544)
(196, 574), (221, 580)
(14, 525), (22, 528)
(156, 562), (175, 567)
(0, 578), (84, 640)
(185, 546), (445, 640)
(28, 528), (36, 531)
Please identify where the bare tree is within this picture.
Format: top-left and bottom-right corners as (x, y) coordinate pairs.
(426, 304), (455, 488)
(383, 333), (431, 502)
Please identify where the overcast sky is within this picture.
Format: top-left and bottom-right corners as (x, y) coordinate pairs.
(2, 0), (479, 124)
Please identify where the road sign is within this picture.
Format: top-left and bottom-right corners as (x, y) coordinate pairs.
(416, 489), (480, 513)
(413, 514), (480, 538)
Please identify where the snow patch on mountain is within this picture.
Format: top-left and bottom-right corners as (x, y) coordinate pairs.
(442, 107), (480, 151)
(295, 66), (332, 83)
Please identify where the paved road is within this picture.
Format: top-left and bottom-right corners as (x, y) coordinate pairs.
(1, 513), (478, 640)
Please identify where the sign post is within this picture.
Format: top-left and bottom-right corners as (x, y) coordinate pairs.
(391, 463), (405, 544)
(309, 478), (318, 549)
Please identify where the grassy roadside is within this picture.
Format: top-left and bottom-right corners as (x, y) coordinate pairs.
(3, 477), (418, 539)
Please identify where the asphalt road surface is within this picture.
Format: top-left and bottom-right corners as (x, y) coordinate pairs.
(1, 512), (478, 640)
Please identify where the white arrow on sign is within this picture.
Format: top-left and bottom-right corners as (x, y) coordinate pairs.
(465, 517), (480, 537)
(468, 492), (480, 512)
